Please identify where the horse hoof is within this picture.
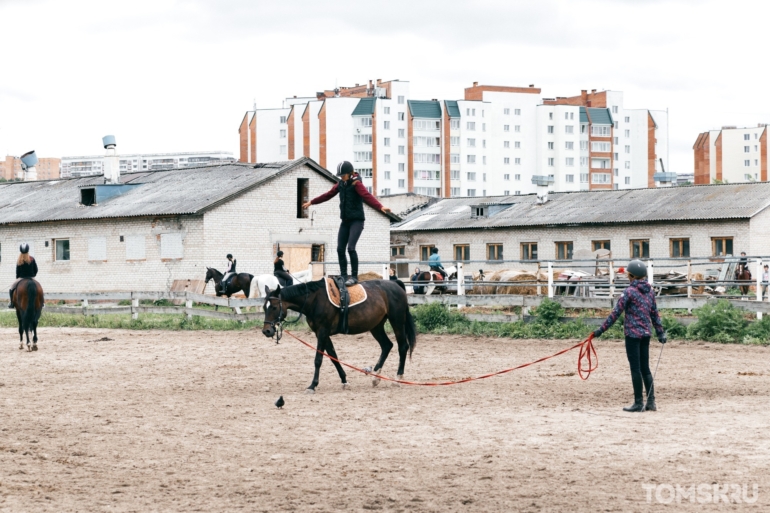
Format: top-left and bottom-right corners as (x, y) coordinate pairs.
(341, 383), (350, 390)
(26, 346), (32, 352)
(372, 377), (381, 387)
(18, 344), (23, 350)
(32, 345), (38, 352)
(305, 388), (316, 395)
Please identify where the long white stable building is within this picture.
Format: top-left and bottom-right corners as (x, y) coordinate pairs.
(238, 80), (669, 198)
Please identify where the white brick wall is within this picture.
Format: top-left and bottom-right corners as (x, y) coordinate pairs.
(0, 164), (391, 293)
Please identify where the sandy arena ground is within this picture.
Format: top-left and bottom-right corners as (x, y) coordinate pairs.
(1, 327), (769, 512)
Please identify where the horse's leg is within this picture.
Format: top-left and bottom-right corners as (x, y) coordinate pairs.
(323, 339), (349, 389)
(16, 309), (23, 350)
(368, 321), (393, 387)
(307, 330), (329, 393)
(392, 317), (410, 383)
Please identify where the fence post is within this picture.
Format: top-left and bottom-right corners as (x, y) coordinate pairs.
(648, 260), (654, 288)
(687, 260), (693, 298)
(536, 261), (542, 296)
(756, 258), (763, 319)
(185, 292), (193, 320)
(382, 264), (389, 281)
(609, 260), (615, 297)
(457, 261), (465, 296)
(131, 293), (139, 320)
(547, 261), (554, 298)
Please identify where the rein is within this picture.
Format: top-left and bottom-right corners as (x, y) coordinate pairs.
(264, 284), (310, 344)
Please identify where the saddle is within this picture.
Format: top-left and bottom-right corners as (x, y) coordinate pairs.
(325, 277), (367, 334)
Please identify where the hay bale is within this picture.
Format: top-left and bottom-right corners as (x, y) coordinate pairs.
(496, 272), (539, 295)
(357, 271), (382, 282)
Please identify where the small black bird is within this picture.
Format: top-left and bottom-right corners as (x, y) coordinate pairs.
(275, 396), (284, 409)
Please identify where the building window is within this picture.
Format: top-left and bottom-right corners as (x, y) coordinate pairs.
(548, 158), (555, 166)
(454, 244), (470, 261)
(384, 171), (391, 180)
(580, 140), (588, 151)
(487, 244), (503, 261)
(565, 157), (574, 166)
(503, 173), (510, 180)
(592, 240), (611, 251)
(420, 245), (435, 262)
(503, 190), (509, 195)
(548, 142), (554, 150)
(503, 157), (510, 165)
(398, 179), (405, 188)
(384, 155), (391, 163)
(467, 189), (476, 197)
(565, 125), (574, 134)
(504, 141), (510, 148)
(466, 172), (476, 181)
(482, 123), (486, 132)
(467, 138), (476, 147)
(384, 107), (391, 115)
(549, 112), (553, 120)
(296, 178), (309, 219)
(625, 176), (631, 185)
(450, 153), (460, 163)
(398, 112), (405, 121)
(391, 246), (405, 257)
(624, 116), (630, 123)
(503, 125), (510, 132)
(515, 141), (521, 149)
(450, 187), (460, 196)
(670, 238), (690, 258)
(466, 108), (475, 116)
(451, 170), (460, 180)
(467, 155), (476, 164)
(712, 237), (733, 257)
(381, 188), (391, 195)
(357, 117), (373, 127)
(744, 133), (750, 140)
(483, 156), (487, 165)
(514, 108), (521, 115)
(503, 108), (510, 115)
(555, 242), (573, 260)
(354, 151), (372, 162)
(467, 122), (476, 131)
(514, 174), (521, 181)
(521, 242), (538, 261)
(624, 145), (631, 154)
(614, 168), (619, 177)
(398, 96), (405, 104)
(398, 146), (405, 155)
(591, 141), (611, 152)
(55, 239), (70, 261)
(280, 116), (287, 123)
(357, 168), (373, 178)
(612, 106), (619, 114)
(630, 239), (649, 258)
(745, 160), (751, 167)
(591, 173), (611, 184)
(353, 134), (373, 144)
(279, 129), (286, 138)
(398, 163), (405, 172)
(398, 129), (405, 138)
(565, 174), (574, 183)
(514, 125), (520, 132)
(624, 129), (630, 138)
(565, 141), (574, 150)
(160, 233), (183, 260)
(451, 119), (460, 129)
(514, 158), (521, 165)
(384, 121), (390, 130)
(547, 125), (554, 133)
(384, 137), (391, 147)
(279, 145), (287, 154)
(591, 126), (611, 137)
(451, 136), (460, 146)
(580, 173), (588, 183)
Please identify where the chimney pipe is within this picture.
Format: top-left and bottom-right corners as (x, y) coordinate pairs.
(529, 84), (534, 88)
(473, 81), (479, 87)
(20, 150), (38, 181)
(102, 135), (120, 184)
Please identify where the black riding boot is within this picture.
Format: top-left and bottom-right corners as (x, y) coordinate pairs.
(623, 372), (644, 412)
(8, 289), (14, 309)
(643, 373), (656, 411)
(337, 248), (349, 283)
(345, 250), (359, 286)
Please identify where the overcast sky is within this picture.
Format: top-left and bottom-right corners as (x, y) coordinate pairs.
(1, 0), (767, 174)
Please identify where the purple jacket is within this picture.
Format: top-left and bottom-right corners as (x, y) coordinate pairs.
(595, 279), (664, 339)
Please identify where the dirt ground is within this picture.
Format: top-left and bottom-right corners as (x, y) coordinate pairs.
(1, 327), (769, 512)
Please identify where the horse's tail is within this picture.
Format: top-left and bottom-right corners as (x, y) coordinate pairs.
(405, 307), (417, 359)
(23, 279), (37, 331)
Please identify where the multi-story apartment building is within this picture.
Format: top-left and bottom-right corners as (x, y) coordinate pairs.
(693, 125), (768, 184)
(0, 155), (60, 181)
(239, 81), (669, 197)
(60, 151), (235, 179)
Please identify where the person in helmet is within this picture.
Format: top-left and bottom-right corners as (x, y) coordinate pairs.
(592, 259), (667, 412)
(219, 254), (236, 294)
(273, 251), (293, 287)
(9, 244), (38, 308)
(428, 247), (447, 280)
(302, 161), (391, 286)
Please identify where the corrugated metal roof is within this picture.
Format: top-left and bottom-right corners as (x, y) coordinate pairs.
(580, 107), (588, 123)
(392, 182), (770, 232)
(408, 100), (442, 119)
(351, 98), (375, 116)
(0, 158), (336, 225)
(587, 107), (613, 125)
(445, 100), (461, 118)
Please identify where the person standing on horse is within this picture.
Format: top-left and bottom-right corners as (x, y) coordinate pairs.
(428, 247), (447, 281)
(219, 254), (236, 294)
(273, 250), (293, 287)
(9, 244), (38, 308)
(592, 259), (666, 413)
(302, 161), (391, 286)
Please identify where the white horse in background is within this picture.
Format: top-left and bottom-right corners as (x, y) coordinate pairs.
(249, 268), (314, 299)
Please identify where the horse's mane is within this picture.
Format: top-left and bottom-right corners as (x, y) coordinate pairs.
(279, 279), (325, 301)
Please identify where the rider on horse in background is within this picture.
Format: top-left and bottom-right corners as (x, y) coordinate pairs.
(219, 254), (236, 294)
(273, 251), (293, 287)
(428, 247), (447, 281)
(9, 244), (38, 308)
(592, 259), (666, 413)
(738, 252), (749, 274)
(303, 161), (391, 286)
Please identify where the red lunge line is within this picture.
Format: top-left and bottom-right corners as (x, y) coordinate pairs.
(283, 330), (598, 386)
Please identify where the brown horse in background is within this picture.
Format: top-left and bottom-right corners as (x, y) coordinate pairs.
(13, 278), (44, 351)
(735, 266), (753, 296)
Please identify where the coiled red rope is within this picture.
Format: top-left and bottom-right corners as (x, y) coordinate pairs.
(283, 330), (598, 385)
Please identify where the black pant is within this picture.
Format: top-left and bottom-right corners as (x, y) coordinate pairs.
(430, 266), (447, 280)
(337, 219), (364, 277)
(274, 271), (293, 287)
(625, 336), (651, 376)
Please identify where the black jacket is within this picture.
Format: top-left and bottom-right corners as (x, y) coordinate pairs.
(16, 258), (38, 279)
(339, 177), (366, 221)
(226, 259), (237, 274)
(274, 259), (287, 273)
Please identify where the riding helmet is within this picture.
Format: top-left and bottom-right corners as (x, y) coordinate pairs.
(627, 259), (647, 278)
(277, 250), (284, 257)
(19, 243), (29, 254)
(226, 253), (233, 259)
(336, 161), (354, 177)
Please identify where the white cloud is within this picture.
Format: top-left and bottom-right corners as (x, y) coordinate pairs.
(0, 0), (768, 176)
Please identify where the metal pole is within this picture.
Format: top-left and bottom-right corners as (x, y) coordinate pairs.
(547, 262), (554, 298)
(687, 260), (692, 298)
(756, 258), (763, 320)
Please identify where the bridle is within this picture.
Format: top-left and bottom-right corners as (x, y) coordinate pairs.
(263, 285), (309, 344)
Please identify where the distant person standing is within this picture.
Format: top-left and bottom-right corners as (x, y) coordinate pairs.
(762, 264), (769, 300)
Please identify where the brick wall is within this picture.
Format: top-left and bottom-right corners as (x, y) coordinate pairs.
(0, 164), (391, 293)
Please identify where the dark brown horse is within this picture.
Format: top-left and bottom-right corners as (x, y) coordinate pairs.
(735, 266), (753, 295)
(261, 279), (417, 393)
(13, 278), (44, 351)
(204, 267), (254, 299)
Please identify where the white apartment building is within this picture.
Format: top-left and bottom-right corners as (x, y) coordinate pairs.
(693, 125), (768, 185)
(61, 151), (235, 179)
(239, 81), (669, 197)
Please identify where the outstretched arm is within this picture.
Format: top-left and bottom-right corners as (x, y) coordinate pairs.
(353, 181), (390, 213)
(304, 183), (340, 208)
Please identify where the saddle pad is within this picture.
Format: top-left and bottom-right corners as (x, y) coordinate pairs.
(325, 278), (367, 308)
